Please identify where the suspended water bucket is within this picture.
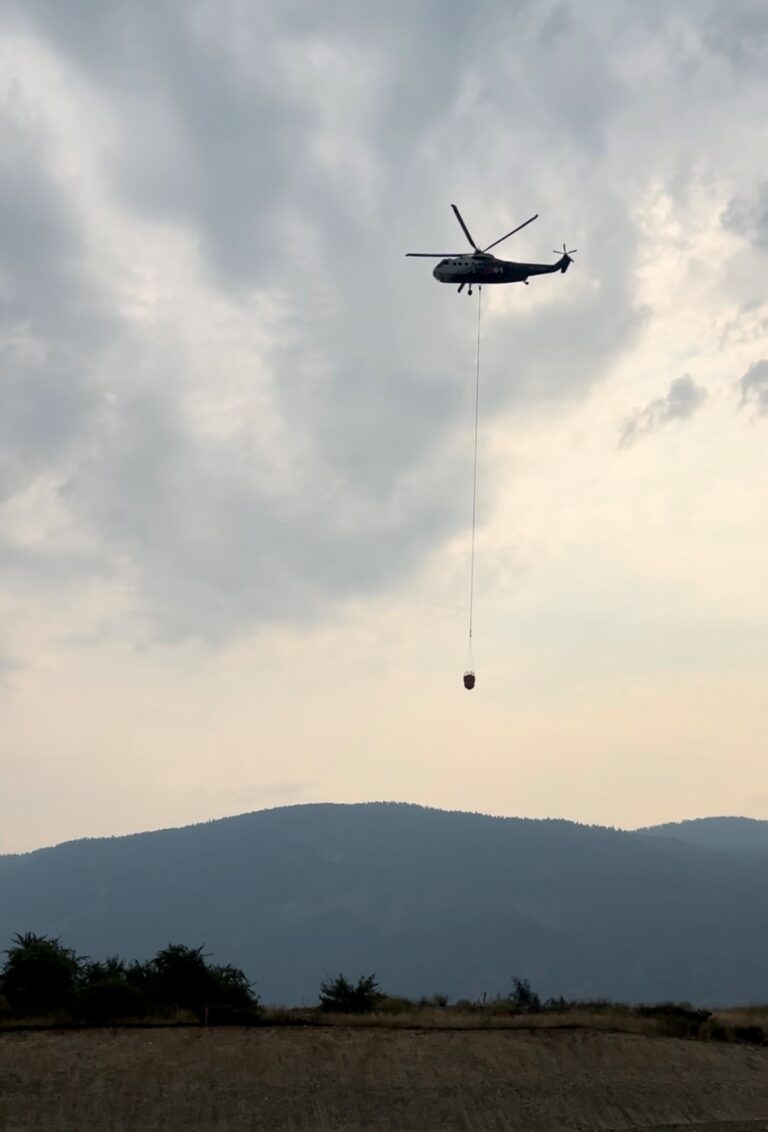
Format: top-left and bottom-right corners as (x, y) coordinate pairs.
(463, 671), (476, 690)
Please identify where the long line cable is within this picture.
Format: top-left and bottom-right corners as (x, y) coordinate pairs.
(467, 285), (483, 657)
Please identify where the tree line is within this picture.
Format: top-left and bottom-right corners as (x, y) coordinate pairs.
(0, 933), (664, 1025)
(0, 933), (260, 1024)
(3, 932), (764, 1046)
(0, 932), (394, 1024)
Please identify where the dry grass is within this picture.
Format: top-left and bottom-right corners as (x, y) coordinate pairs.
(6, 1003), (761, 1043)
(263, 1003), (767, 1044)
(0, 1009), (200, 1031)
(285, 1006), (662, 1037)
(2, 1025), (768, 1131)
(715, 1006), (768, 1028)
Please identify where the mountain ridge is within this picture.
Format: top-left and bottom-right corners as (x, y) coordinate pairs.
(6, 803), (767, 859)
(3, 802), (620, 858)
(635, 815), (768, 851)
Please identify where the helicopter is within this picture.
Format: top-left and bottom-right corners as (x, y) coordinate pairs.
(406, 204), (576, 294)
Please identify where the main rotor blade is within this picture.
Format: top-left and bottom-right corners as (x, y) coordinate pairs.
(451, 204), (480, 252)
(482, 213), (539, 252)
(405, 252), (464, 257)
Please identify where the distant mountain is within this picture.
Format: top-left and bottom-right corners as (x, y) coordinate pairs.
(1, 803), (767, 1006)
(636, 816), (768, 852)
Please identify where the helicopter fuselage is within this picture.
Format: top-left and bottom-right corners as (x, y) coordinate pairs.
(432, 251), (570, 286)
(406, 203), (575, 293)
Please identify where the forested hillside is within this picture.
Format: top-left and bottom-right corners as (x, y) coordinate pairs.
(2, 803), (767, 1004)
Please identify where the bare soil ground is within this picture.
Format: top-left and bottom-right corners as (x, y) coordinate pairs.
(1, 1026), (767, 1132)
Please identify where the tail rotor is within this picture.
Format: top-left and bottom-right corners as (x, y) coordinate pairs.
(554, 242), (577, 272)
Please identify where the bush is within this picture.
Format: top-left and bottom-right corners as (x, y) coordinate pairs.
(636, 1002), (711, 1038)
(319, 973), (381, 1014)
(133, 944), (258, 1012)
(699, 1018), (727, 1041)
(1, 933), (82, 1012)
(417, 994), (450, 1008)
(208, 962), (258, 1011)
(510, 976), (541, 1013)
(731, 1025), (766, 1045)
(77, 979), (148, 1023)
(81, 957), (127, 986)
(1, 933), (260, 1021)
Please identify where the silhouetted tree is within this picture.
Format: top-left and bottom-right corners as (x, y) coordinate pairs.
(319, 973), (380, 1013)
(0, 933), (259, 1021)
(510, 976), (541, 1012)
(77, 955), (148, 1022)
(1, 932), (82, 1011)
(207, 962), (256, 1010)
(81, 956), (127, 986)
(78, 979), (148, 1023)
(137, 944), (256, 1010)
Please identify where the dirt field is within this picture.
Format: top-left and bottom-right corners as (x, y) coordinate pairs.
(1, 1026), (767, 1132)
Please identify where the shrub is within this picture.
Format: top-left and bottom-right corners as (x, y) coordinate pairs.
(731, 1025), (766, 1045)
(134, 944), (258, 1012)
(1, 933), (82, 1012)
(699, 1018), (727, 1041)
(636, 1002), (711, 1038)
(319, 973), (381, 1014)
(510, 976), (541, 1013)
(208, 962), (258, 1011)
(77, 979), (148, 1023)
(81, 957), (127, 986)
(417, 994), (450, 1008)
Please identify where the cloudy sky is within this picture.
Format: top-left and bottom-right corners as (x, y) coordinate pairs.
(1, 0), (767, 853)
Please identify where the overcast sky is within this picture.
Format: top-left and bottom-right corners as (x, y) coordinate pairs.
(1, 0), (767, 852)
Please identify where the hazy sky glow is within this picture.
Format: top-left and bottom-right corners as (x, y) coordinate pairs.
(2, 0), (768, 852)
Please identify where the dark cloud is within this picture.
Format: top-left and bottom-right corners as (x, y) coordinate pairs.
(619, 375), (707, 448)
(0, 109), (115, 507)
(62, 380), (463, 641)
(721, 184), (768, 250)
(0, 0), (721, 642)
(704, 0), (768, 70)
(739, 359), (768, 414)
